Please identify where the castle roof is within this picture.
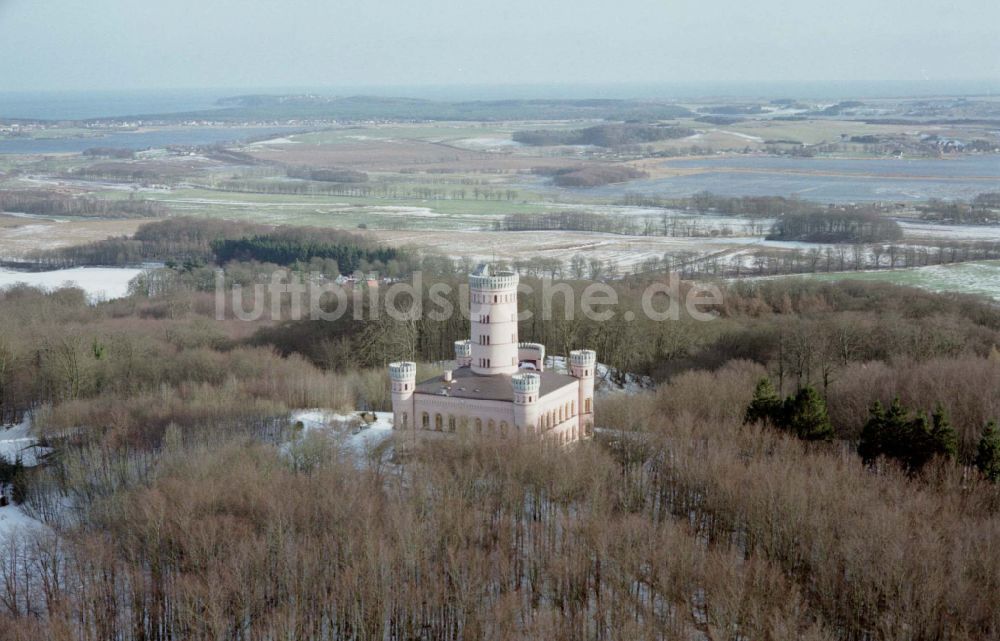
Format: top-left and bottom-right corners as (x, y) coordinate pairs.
(413, 366), (576, 402)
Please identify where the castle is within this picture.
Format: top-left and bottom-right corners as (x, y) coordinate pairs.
(389, 264), (596, 445)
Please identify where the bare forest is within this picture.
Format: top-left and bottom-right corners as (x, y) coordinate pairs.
(1, 257), (999, 639)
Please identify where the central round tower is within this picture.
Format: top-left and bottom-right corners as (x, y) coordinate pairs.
(468, 264), (519, 376)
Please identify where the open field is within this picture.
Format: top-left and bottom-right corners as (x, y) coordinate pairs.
(770, 260), (1000, 300)
(244, 137), (591, 172)
(1, 110), (998, 277)
(370, 228), (758, 268)
(0, 215), (152, 258)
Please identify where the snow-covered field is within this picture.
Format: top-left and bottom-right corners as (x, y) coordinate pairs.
(897, 220), (1000, 242)
(0, 266), (144, 301)
(781, 260), (1000, 301)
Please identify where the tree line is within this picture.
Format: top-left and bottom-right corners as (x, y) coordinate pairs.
(27, 218), (419, 274)
(513, 123), (695, 147)
(768, 210), (904, 243)
(211, 235), (399, 273)
(0, 190), (167, 219)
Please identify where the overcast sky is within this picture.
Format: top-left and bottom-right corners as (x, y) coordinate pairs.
(1, 0), (997, 93)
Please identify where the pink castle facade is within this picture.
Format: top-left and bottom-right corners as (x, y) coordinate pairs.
(389, 264), (596, 445)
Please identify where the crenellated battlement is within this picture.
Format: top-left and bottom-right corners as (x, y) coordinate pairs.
(570, 349), (597, 368)
(469, 263), (519, 291)
(511, 372), (540, 394)
(388, 361), (417, 381)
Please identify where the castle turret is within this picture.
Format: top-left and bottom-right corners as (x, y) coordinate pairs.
(454, 339), (472, 368)
(469, 264), (519, 376)
(512, 372), (540, 436)
(388, 361), (417, 430)
(570, 349), (596, 436)
(517, 342), (545, 371)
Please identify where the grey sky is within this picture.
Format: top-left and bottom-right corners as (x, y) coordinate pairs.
(1, 0), (997, 92)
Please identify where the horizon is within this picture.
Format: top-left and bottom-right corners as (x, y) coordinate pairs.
(2, 79), (999, 121)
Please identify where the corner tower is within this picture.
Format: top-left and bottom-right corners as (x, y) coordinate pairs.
(469, 264), (519, 376)
(512, 372), (540, 435)
(570, 349), (597, 435)
(389, 361), (416, 430)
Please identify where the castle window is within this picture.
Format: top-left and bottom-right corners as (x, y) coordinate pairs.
(460, 416), (469, 432)
(422, 413), (429, 429)
(500, 421), (508, 437)
(402, 412), (408, 428)
(488, 419), (495, 434)
(475, 418), (482, 434)
(435, 414), (443, 431)
(585, 398), (592, 413)
(448, 415), (456, 432)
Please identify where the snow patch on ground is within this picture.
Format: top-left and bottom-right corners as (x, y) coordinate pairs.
(0, 417), (51, 467)
(287, 409), (394, 466)
(0, 504), (44, 542)
(0, 417), (48, 547)
(715, 129), (764, 143)
(0, 267), (144, 301)
(546, 356), (653, 394)
(249, 137), (299, 146)
(454, 137), (523, 150)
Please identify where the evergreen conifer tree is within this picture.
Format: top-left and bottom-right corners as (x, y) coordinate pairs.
(744, 377), (783, 427)
(976, 420), (1000, 482)
(858, 400), (888, 465)
(930, 403), (958, 460)
(783, 386), (834, 441)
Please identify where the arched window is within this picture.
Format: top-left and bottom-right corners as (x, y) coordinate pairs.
(571, 400), (576, 416)
(475, 418), (482, 434)
(499, 421), (508, 437)
(422, 413), (429, 429)
(402, 412), (408, 428)
(448, 415), (456, 432)
(435, 414), (443, 431)
(460, 416), (469, 432)
(585, 398), (592, 413)
(488, 419), (496, 435)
